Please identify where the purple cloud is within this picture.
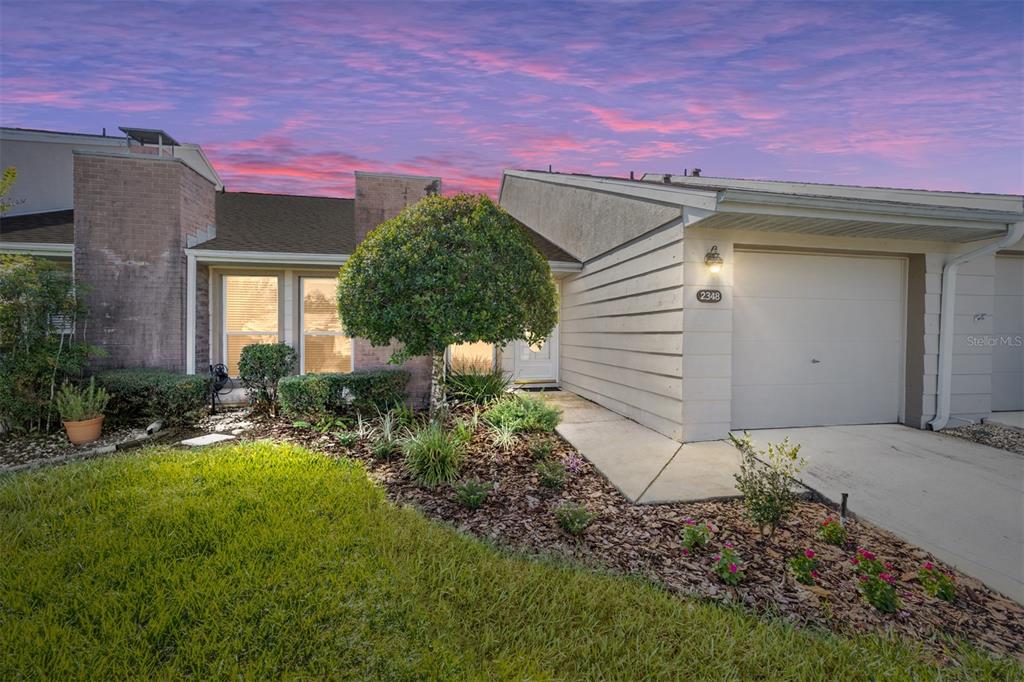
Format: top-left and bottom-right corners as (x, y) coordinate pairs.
(0, 0), (1020, 195)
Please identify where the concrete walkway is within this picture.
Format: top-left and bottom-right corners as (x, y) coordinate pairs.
(988, 411), (1024, 430)
(538, 391), (740, 503)
(744, 425), (1024, 603)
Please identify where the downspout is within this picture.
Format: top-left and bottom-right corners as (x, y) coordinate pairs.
(928, 221), (1024, 430)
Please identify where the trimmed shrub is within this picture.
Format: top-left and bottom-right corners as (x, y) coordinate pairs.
(238, 343), (297, 416)
(446, 364), (511, 405)
(555, 503), (596, 535)
(403, 421), (465, 487)
(730, 432), (806, 539)
(95, 369), (209, 426)
(453, 479), (493, 509)
(535, 458), (566, 490)
(483, 395), (561, 434)
(279, 369), (411, 419)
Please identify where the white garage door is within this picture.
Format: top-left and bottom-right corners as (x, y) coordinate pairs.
(732, 251), (905, 429)
(992, 255), (1024, 411)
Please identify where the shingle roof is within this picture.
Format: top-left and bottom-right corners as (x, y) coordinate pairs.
(201, 191), (357, 253)
(0, 210), (74, 243)
(0, 193), (578, 264)
(201, 191), (578, 262)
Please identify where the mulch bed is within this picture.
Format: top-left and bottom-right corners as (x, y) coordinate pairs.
(244, 407), (1024, 663)
(943, 422), (1024, 455)
(0, 425), (142, 471)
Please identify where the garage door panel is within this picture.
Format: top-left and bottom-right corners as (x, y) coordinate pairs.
(992, 256), (1023, 411)
(732, 297), (902, 342)
(732, 251), (904, 429)
(733, 340), (899, 386)
(736, 252), (903, 300)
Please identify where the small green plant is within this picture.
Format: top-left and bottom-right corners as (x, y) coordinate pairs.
(490, 422), (518, 451)
(919, 562), (956, 602)
(529, 437), (555, 460)
(403, 421), (465, 487)
(789, 549), (820, 585)
(335, 430), (359, 447)
(851, 548), (900, 613)
(354, 413), (376, 440)
(446, 363), (512, 405)
(713, 545), (745, 585)
(818, 517), (847, 546)
(238, 342), (298, 416)
(535, 458), (566, 490)
(376, 408), (402, 443)
(555, 503), (596, 535)
(731, 432), (806, 538)
(292, 420), (312, 430)
(453, 479), (493, 509)
(315, 416), (348, 434)
(680, 518), (715, 553)
(483, 394), (561, 433)
(372, 439), (400, 461)
(452, 418), (475, 445)
(55, 378), (109, 422)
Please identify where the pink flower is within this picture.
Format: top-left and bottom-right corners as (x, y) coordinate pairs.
(728, 563), (738, 574)
(859, 549), (876, 560)
(811, 570), (820, 578)
(859, 575), (868, 582)
(724, 542), (734, 549)
(804, 549), (815, 559)
(884, 562), (893, 570)
(683, 517), (695, 525)
(923, 561), (934, 571)
(706, 523), (717, 533)
(681, 548), (689, 555)
(850, 557), (860, 565)
(879, 572), (893, 584)
(713, 555), (721, 562)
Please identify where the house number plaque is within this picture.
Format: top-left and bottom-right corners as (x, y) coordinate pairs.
(696, 289), (722, 303)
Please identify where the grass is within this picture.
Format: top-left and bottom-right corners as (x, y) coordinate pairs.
(1, 443), (1019, 680)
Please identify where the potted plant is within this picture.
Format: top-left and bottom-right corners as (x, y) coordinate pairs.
(55, 378), (110, 445)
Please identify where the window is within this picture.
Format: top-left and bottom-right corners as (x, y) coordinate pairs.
(301, 277), (352, 374)
(223, 275), (279, 376)
(449, 341), (495, 372)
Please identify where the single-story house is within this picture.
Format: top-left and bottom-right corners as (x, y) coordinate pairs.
(498, 171), (1023, 441)
(0, 127), (579, 407)
(2, 126), (1021, 441)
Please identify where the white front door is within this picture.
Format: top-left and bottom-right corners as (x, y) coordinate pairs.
(511, 325), (559, 385)
(731, 251), (906, 429)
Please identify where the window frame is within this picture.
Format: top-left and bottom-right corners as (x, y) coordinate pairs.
(299, 276), (353, 375)
(221, 273), (281, 376)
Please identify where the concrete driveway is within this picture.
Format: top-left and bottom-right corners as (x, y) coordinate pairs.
(743, 425), (1024, 602)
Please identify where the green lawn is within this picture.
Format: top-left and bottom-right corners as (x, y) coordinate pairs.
(0, 443), (1017, 680)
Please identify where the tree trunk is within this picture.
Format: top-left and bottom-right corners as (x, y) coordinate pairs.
(429, 349), (446, 419)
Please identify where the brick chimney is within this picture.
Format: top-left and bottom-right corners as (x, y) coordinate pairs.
(73, 150), (216, 371)
(353, 171), (440, 245)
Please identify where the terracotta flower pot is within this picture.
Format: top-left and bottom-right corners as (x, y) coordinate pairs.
(63, 415), (104, 445)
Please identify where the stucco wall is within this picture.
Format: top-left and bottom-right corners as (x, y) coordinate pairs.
(559, 218), (686, 440)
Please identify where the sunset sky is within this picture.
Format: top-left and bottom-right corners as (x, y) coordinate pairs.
(1, 0), (1022, 197)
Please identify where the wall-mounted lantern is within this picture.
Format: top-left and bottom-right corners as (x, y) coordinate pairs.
(704, 245), (724, 274)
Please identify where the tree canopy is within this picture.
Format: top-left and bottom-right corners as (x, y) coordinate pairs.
(336, 193), (558, 369)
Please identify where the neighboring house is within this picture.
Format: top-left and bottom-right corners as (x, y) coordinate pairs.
(0, 126), (580, 406)
(499, 171), (1023, 442)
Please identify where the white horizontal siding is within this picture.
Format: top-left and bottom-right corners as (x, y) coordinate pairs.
(560, 219), (685, 440)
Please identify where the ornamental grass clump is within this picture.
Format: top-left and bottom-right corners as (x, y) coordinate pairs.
(919, 562), (956, 603)
(490, 422), (518, 452)
(446, 362), (512, 405)
(402, 421), (465, 487)
(483, 394), (561, 434)
(713, 545), (745, 585)
(730, 432), (806, 539)
(789, 549), (820, 585)
(555, 503), (596, 536)
(680, 518), (715, 554)
(851, 548), (900, 613)
(818, 516), (847, 546)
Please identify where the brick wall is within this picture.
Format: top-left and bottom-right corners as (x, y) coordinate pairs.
(73, 151), (215, 371)
(351, 172), (441, 406)
(196, 263), (210, 370)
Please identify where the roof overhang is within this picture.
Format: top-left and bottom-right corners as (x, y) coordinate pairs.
(0, 242), (74, 257)
(187, 247), (581, 273)
(504, 170), (1023, 244)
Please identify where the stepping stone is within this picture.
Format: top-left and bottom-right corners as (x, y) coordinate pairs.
(180, 433), (236, 448)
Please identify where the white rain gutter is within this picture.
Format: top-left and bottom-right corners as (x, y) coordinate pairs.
(928, 221), (1024, 431)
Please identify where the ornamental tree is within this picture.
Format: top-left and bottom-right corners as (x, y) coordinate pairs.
(336, 194), (558, 415)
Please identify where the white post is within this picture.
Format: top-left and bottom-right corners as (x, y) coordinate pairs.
(186, 252), (197, 375)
